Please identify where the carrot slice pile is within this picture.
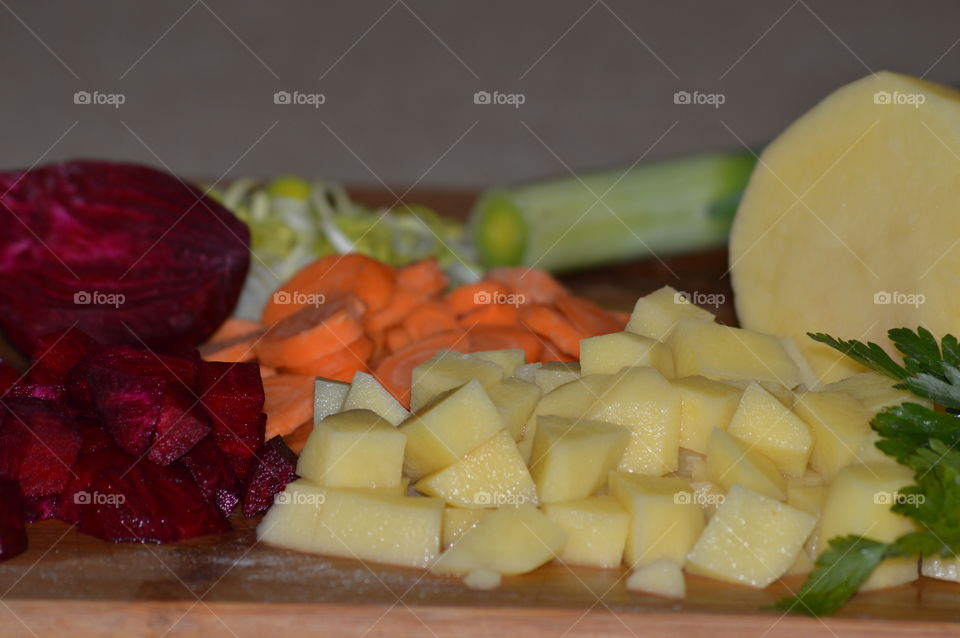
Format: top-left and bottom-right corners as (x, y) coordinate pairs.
(202, 257), (628, 441)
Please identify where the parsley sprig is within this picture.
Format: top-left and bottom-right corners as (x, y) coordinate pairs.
(773, 328), (960, 616)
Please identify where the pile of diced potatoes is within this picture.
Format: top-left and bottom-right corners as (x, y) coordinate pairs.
(258, 285), (944, 597)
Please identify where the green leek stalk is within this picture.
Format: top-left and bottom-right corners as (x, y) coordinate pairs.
(470, 151), (757, 272)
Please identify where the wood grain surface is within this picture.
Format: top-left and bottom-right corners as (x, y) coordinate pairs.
(0, 188), (954, 637)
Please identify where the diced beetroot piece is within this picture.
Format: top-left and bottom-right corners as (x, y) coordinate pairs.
(146, 392), (210, 466)
(78, 461), (231, 543)
(86, 366), (165, 457)
(0, 401), (82, 498)
(0, 362), (20, 396)
(241, 436), (297, 518)
(0, 479), (27, 561)
(77, 418), (113, 456)
(195, 362), (265, 480)
(22, 493), (59, 522)
(6, 383), (67, 404)
(177, 436), (240, 517)
(59, 446), (133, 525)
(27, 328), (98, 385)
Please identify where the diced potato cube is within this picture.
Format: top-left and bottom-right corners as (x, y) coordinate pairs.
(922, 556), (960, 583)
(787, 484), (827, 516)
(542, 496), (629, 568)
(534, 362), (581, 394)
(677, 449), (707, 481)
(431, 504), (566, 575)
(793, 391), (873, 481)
(513, 362), (541, 384)
(486, 379), (541, 440)
(580, 331), (674, 378)
(297, 410), (405, 488)
(687, 485), (816, 587)
(824, 371), (932, 414)
(609, 472), (705, 568)
(517, 437), (533, 465)
(341, 371), (409, 426)
(415, 430), (537, 509)
(442, 507), (488, 548)
(626, 285), (715, 341)
(314, 378), (349, 425)
(780, 336), (822, 391)
(585, 367), (682, 476)
(521, 373), (612, 441)
(817, 462), (918, 591)
(471, 349), (525, 377)
(786, 548), (816, 575)
(258, 481), (444, 568)
(411, 350), (504, 411)
(626, 559), (686, 599)
(671, 376), (742, 454)
(705, 429), (786, 501)
(667, 318), (802, 388)
(726, 382), (812, 477)
(689, 480), (725, 518)
(529, 415), (629, 503)
(400, 380), (505, 479)
(463, 567), (502, 590)
(255, 479), (326, 552)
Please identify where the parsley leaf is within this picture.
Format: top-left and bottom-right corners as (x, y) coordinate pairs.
(807, 332), (907, 380)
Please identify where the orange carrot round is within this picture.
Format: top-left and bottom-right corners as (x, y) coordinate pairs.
(555, 295), (624, 337)
(444, 280), (512, 316)
(403, 301), (459, 340)
(256, 299), (364, 369)
(458, 303), (519, 327)
(364, 288), (426, 333)
(487, 267), (569, 305)
(263, 374), (315, 440)
(285, 336), (374, 377)
(397, 258), (448, 296)
(519, 303), (585, 358)
(374, 330), (471, 406)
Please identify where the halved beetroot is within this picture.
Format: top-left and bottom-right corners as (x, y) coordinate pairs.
(0, 400), (82, 498)
(78, 460), (230, 543)
(0, 160), (249, 355)
(27, 328), (98, 385)
(195, 361), (265, 480)
(177, 435), (240, 516)
(241, 436), (297, 518)
(0, 479), (27, 562)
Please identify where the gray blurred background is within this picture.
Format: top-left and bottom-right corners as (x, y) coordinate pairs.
(2, 0), (957, 190)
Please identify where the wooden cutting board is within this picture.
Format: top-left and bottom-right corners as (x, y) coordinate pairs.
(1, 189), (957, 637)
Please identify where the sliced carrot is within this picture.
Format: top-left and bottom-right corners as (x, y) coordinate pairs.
(555, 295), (624, 337)
(208, 318), (262, 343)
(256, 298), (364, 369)
(199, 329), (264, 363)
(263, 253), (396, 325)
(283, 421), (313, 455)
(539, 338), (578, 363)
(364, 288), (426, 333)
(374, 330), (471, 407)
(519, 303), (585, 358)
(487, 267), (570, 305)
(467, 324), (544, 362)
(403, 301), (459, 340)
(386, 326), (413, 352)
(285, 336), (374, 378)
(458, 303), (519, 327)
(263, 374), (315, 440)
(397, 258), (448, 296)
(611, 310), (631, 325)
(444, 280), (512, 316)
(324, 365), (364, 383)
(259, 365), (277, 380)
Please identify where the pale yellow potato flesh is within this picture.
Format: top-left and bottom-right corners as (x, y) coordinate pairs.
(486, 378), (541, 440)
(671, 376), (742, 454)
(730, 72), (960, 382)
(441, 507), (488, 549)
(705, 428), (786, 501)
(542, 496), (629, 569)
(410, 350), (504, 411)
(341, 370), (409, 426)
(470, 349), (526, 377)
(725, 382), (813, 478)
(792, 390), (874, 482)
(626, 559), (686, 599)
(579, 331), (674, 378)
(626, 285), (715, 341)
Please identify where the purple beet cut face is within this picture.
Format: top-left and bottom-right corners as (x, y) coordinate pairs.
(0, 478), (27, 562)
(176, 435), (240, 516)
(22, 493), (59, 522)
(27, 328), (98, 385)
(241, 436), (298, 518)
(0, 400), (82, 498)
(0, 160), (250, 354)
(77, 460), (231, 543)
(195, 361), (265, 481)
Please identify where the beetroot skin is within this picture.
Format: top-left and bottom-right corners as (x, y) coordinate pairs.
(0, 160), (249, 354)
